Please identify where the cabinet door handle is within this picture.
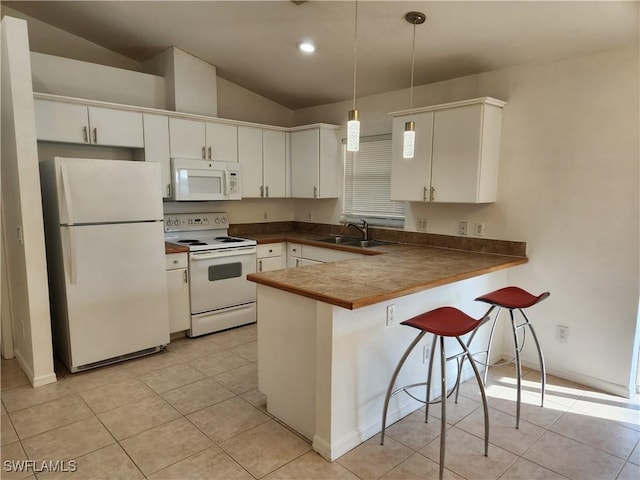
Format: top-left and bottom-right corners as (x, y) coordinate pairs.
(208, 146), (212, 159)
(82, 126), (89, 143)
(265, 185), (269, 197)
(93, 128), (97, 144)
(202, 146), (206, 159)
(313, 186), (318, 198)
(260, 185), (264, 197)
(167, 184), (172, 198)
(296, 258), (300, 267)
(258, 259), (263, 272)
(183, 270), (188, 283)
(430, 187), (435, 201)
(423, 186), (428, 201)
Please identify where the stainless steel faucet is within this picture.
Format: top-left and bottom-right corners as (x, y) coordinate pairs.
(345, 219), (369, 240)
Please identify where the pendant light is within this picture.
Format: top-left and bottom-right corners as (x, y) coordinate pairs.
(403, 11), (426, 159)
(346, 0), (360, 152)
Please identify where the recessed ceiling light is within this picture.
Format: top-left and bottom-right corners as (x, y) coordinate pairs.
(297, 41), (316, 54)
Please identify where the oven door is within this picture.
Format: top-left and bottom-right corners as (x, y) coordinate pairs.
(188, 247), (257, 314)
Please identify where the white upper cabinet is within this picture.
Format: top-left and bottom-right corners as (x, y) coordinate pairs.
(143, 113), (172, 198)
(262, 129), (287, 198)
(290, 125), (339, 199)
(168, 117), (205, 160)
(169, 117), (238, 162)
(390, 112), (434, 202)
(205, 122), (238, 162)
(390, 97), (506, 204)
(34, 98), (144, 148)
(238, 126), (264, 197)
(239, 127), (287, 198)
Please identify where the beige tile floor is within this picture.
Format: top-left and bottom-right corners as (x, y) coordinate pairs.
(1, 324), (639, 479)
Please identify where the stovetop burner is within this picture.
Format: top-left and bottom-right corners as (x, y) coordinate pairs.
(215, 237), (244, 243)
(178, 239), (200, 244)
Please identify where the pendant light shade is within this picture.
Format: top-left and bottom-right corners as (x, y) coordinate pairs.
(346, 0), (360, 152)
(403, 11), (426, 160)
(347, 109), (360, 151)
(403, 121), (415, 159)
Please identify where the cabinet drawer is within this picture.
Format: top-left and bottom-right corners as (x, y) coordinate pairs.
(287, 242), (302, 258)
(257, 243), (283, 258)
(165, 253), (188, 270)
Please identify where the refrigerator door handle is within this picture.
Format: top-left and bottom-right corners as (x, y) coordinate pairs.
(64, 227), (77, 284)
(60, 164), (74, 225)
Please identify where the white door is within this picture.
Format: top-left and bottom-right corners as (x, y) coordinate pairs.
(143, 113), (171, 198)
(55, 157), (163, 224)
(263, 129), (286, 197)
(291, 129), (319, 198)
(167, 268), (190, 333)
(238, 126), (263, 197)
(206, 122), (238, 162)
(390, 112), (434, 202)
(34, 99), (89, 144)
(169, 117), (206, 159)
(88, 106), (144, 148)
(431, 105), (482, 203)
(62, 222), (169, 368)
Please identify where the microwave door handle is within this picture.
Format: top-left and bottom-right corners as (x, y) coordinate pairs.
(222, 170), (229, 196)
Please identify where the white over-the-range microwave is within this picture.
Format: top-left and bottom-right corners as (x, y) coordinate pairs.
(171, 158), (241, 201)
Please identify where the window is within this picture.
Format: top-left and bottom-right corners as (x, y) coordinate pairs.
(343, 135), (405, 227)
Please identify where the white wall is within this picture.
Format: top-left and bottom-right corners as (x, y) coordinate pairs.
(1, 16), (56, 386)
(293, 47), (640, 396)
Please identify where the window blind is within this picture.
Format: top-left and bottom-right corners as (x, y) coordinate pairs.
(343, 135), (406, 226)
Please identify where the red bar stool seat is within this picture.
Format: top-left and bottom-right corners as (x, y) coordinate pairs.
(474, 286), (549, 429)
(380, 306), (490, 480)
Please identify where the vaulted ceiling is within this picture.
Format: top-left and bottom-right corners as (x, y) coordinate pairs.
(5, 1), (638, 110)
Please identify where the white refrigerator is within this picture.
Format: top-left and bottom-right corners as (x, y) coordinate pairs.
(40, 157), (170, 373)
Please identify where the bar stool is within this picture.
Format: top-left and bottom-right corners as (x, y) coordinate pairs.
(474, 286), (549, 429)
(380, 307), (490, 480)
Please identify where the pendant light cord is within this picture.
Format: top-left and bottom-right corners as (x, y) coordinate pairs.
(409, 21), (416, 115)
(352, 0), (359, 111)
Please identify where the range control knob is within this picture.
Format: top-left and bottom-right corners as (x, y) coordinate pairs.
(215, 217), (221, 224)
(221, 217), (227, 224)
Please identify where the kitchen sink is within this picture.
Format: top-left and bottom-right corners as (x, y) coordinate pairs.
(317, 236), (360, 245)
(316, 237), (392, 248)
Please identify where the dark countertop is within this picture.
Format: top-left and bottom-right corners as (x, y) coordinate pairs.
(245, 231), (527, 310)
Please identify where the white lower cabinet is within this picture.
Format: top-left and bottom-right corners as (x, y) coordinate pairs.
(257, 243), (285, 272)
(165, 253), (190, 334)
(286, 242), (363, 268)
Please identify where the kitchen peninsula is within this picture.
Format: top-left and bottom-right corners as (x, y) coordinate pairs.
(247, 234), (526, 461)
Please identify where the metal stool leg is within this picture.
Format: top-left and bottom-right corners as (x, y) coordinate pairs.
(483, 307), (502, 384)
(456, 336), (490, 456)
(439, 335), (446, 480)
(424, 335), (437, 423)
(509, 308), (522, 429)
(520, 308), (547, 407)
(380, 331), (426, 445)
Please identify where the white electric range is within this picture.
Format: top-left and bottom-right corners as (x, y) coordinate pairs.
(164, 212), (257, 337)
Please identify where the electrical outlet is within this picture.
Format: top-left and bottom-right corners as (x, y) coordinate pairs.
(458, 220), (468, 235)
(386, 304), (396, 326)
(263, 211), (269, 220)
(307, 212), (314, 221)
(422, 345), (430, 364)
(556, 325), (569, 343)
(475, 222), (485, 236)
(417, 218), (428, 232)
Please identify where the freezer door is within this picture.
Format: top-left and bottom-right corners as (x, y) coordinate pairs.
(53, 157), (163, 225)
(59, 222), (169, 369)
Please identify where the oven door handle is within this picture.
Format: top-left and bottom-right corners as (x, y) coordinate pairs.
(190, 247), (257, 261)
